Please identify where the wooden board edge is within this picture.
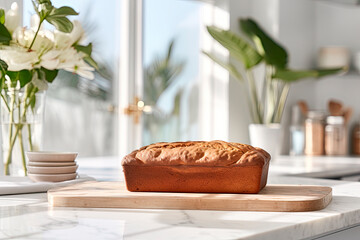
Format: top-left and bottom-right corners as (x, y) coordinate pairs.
(47, 183), (333, 212)
(48, 192), (333, 212)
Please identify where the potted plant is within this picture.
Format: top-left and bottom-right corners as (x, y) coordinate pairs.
(0, 0), (97, 175)
(204, 18), (343, 157)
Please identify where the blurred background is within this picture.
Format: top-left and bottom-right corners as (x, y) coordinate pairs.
(2, 0), (360, 160)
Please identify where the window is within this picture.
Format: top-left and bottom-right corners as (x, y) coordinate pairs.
(22, 0), (121, 157)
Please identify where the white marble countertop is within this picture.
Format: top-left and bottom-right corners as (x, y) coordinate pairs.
(1, 155), (360, 240)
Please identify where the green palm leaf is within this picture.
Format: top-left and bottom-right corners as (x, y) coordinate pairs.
(273, 67), (344, 82)
(144, 40), (184, 105)
(202, 51), (243, 81)
(240, 18), (288, 69)
(206, 26), (263, 69)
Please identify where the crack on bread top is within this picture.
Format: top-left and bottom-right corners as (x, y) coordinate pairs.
(122, 140), (270, 167)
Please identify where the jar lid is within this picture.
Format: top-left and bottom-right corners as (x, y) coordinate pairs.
(291, 105), (304, 125)
(307, 111), (326, 120)
(326, 116), (344, 125)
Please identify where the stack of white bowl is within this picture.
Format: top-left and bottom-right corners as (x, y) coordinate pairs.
(26, 152), (78, 182)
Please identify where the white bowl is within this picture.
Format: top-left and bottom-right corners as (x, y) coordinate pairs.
(28, 173), (77, 182)
(27, 165), (78, 174)
(28, 161), (77, 167)
(26, 151), (78, 162)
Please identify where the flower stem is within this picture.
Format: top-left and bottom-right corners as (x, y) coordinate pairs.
(28, 20), (44, 51)
(17, 96), (27, 175)
(27, 124), (33, 151)
(18, 125), (27, 176)
(4, 88), (37, 175)
(4, 92), (16, 175)
(4, 123), (21, 175)
(1, 93), (10, 112)
(246, 70), (263, 124)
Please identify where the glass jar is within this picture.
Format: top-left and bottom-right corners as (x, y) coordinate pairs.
(0, 89), (46, 176)
(325, 116), (347, 156)
(352, 123), (360, 155)
(289, 105), (304, 156)
(305, 111), (326, 156)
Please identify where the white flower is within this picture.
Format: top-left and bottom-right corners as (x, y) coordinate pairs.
(65, 59), (95, 79)
(40, 49), (61, 70)
(40, 47), (94, 79)
(58, 48), (94, 79)
(54, 20), (85, 49)
(53, 32), (72, 50)
(12, 28), (33, 48)
(0, 46), (37, 71)
(13, 28), (54, 53)
(69, 21), (85, 45)
(4, 2), (20, 33)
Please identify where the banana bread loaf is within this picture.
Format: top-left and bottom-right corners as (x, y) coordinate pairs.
(122, 140), (270, 193)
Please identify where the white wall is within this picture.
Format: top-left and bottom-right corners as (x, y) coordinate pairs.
(315, 1), (360, 54)
(278, 0), (317, 153)
(228, 0), (252, 143)
(228, 0), (282, 144)
(314, 1), (360, 128)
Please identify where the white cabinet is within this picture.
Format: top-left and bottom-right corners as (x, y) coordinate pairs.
(314, 224), (360, 240)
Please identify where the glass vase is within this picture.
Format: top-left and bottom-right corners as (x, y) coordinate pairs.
(0, 89), (45, 176)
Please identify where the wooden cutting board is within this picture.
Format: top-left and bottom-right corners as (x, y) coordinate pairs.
(47, 181), (332, 212)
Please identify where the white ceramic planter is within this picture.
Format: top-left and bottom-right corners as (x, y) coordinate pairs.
(249, 124), (283, 160)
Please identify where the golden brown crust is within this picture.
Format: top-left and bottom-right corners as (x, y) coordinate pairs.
(122, 140), (270, 167)
(123, 163), (269, 193)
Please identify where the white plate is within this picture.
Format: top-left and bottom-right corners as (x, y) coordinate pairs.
(27, 165), (78, 174)
(28, 161), (77, 167)
(26, 151), (78, 162)
(28, 173), (77, 182)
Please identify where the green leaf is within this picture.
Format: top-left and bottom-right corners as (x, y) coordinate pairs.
(0, 9), (5, 24)
(0, 77), (4, 92)
(74, 43), (99, 69)
(207, 26), (263, 69)
(166, 40), (174, 62)
(74, 43), (92, 56)
(240, 18), (288, 69)
(41, 67), (58, 83)
(17, 70), (33, 88)
(30, 92), (37, 110)
(202, 51), (243, 81)
(7, 70), (33, 87)
(273, 67), (344, 82)
(84, 56), (99, 70)
(46, 16), (73, 33)
(0, 59), (8, 71)
(50, 6), (78, 17)
(24, 83), (39, 111)
(172, 89), (183, 116)
(37, 2), (54, 20)
(31, 0), (39, 15)
(36, 0), (51, 4)
(317, 68), (345, 78)
(0, 59), (7, 82)
(0, 23), (11, 44)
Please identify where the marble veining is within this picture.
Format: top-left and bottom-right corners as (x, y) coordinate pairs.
(1, 156), (360, 239)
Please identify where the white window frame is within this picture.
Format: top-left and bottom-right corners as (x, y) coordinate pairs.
(118, 0), (143, 158)
(2, 0), (233, 158)
(118, 0), (231, 157)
